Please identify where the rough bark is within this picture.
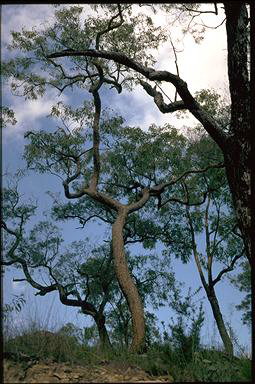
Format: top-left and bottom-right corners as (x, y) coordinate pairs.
(223, 3), (251, 264)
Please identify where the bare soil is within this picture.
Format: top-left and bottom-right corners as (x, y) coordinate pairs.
(3, 355), (174, 383)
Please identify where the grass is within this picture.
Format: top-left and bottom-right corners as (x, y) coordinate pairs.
(4, 326), (252, 382)
(3, 302), (252, 382)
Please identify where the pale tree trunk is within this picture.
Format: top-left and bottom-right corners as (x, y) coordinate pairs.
(112, 208), (145, 353)
(207, 288), (233, 357)
(187, 206), (234, 357)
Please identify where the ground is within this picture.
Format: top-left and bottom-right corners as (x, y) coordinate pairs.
(3, 354), (173, 383)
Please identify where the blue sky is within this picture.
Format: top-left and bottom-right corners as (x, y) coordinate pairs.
(2, 4), (251, 355)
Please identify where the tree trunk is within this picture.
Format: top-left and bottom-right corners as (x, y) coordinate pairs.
(112, 208), (145, 353)
(224, 3), (251, 265)
(224, 149), (251, 265)
(94, 313), (112, 351)
(207, 288), (233, 357)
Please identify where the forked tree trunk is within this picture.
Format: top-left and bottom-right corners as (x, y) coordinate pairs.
(112, 208), (145, 353)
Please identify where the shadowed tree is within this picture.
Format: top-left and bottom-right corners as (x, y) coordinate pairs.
(2, 187), (113, 350)
(48, 101), (245, 357)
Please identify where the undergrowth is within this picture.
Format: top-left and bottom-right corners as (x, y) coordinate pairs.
(4, 326), (251, 382)
(3, 300), (251, 382)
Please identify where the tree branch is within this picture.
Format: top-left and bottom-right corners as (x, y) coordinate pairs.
(47, 48), (227, 150)
(212, 250), (245, 286)
(139, 80), (185, 112)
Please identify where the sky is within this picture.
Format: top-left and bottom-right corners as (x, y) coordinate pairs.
(2, 4), (251, 355)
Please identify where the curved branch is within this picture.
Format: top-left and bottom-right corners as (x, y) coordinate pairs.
(212, 249), (245, 286)
(150, 161), (224, 196)
(139, 80), (185, 112)
(47, 48), (227, 150)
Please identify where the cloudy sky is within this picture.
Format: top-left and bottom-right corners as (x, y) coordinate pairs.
(2, 4), (251, 354)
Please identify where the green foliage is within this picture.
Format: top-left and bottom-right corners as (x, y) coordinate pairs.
(2, 186), (36, 225)
(162, 286), (205, 365)
(229, 261), (251, 327)
(5, 328), (87, 365)
(3, 294), (26, 321)
(57, 322), (84, 344)
(3, 4), (169, 101)
(1, 106), (17, 127)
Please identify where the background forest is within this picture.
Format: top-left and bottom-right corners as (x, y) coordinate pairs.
(2, 3), (252, 382)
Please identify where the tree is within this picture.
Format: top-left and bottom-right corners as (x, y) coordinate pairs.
(21, 94), (221, 352)
(2, 179), (177, 352)
(99, 107), (245, 357)
(150, 125), (245, 357)
(44, 3), (251, 264)
(3, 3), (251, 351)
(2, 185), (113, 350)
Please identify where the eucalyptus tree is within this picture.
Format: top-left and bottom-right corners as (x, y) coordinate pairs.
(96, 99), (245, 357)
(41, 3), (250, 264)
(2, 187), (113, 349)
(3, 3), (250, 351)
(107, 113), (246, 357)
(2, 179), (177, 352)
(23, 95), (223, 351)
(154, 130), (245, 357)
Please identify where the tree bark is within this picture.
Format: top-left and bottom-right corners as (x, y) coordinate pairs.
(223, 3), (251, 265)
(112, 207), (145, 353)
(207, 288), (234, 357)
(94, 313), (112, 350)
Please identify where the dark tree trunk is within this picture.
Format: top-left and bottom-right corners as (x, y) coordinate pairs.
(224, 3), (251, 265)
(94, 313), (112, 350)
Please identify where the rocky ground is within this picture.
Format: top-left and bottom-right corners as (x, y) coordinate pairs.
(3, 354), (174, 383)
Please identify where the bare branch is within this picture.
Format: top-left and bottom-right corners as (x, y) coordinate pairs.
(169, 36), (180, 102)
(212, 250), (245, 286)
(150, 162), (225, 196)
(95, 4), (124, 50)
(139, 80), (185, 112)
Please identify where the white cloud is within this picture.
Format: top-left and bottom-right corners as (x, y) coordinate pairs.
(2, 4), (53, 46)
(3, 88), (69, 139)
(12, 280), (27, 293)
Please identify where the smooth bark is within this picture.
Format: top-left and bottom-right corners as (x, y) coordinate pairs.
(112, 207), (145, 353)
(207, 288), (233, 356)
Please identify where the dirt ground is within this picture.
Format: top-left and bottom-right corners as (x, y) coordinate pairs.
(3, 357), (174, 383)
